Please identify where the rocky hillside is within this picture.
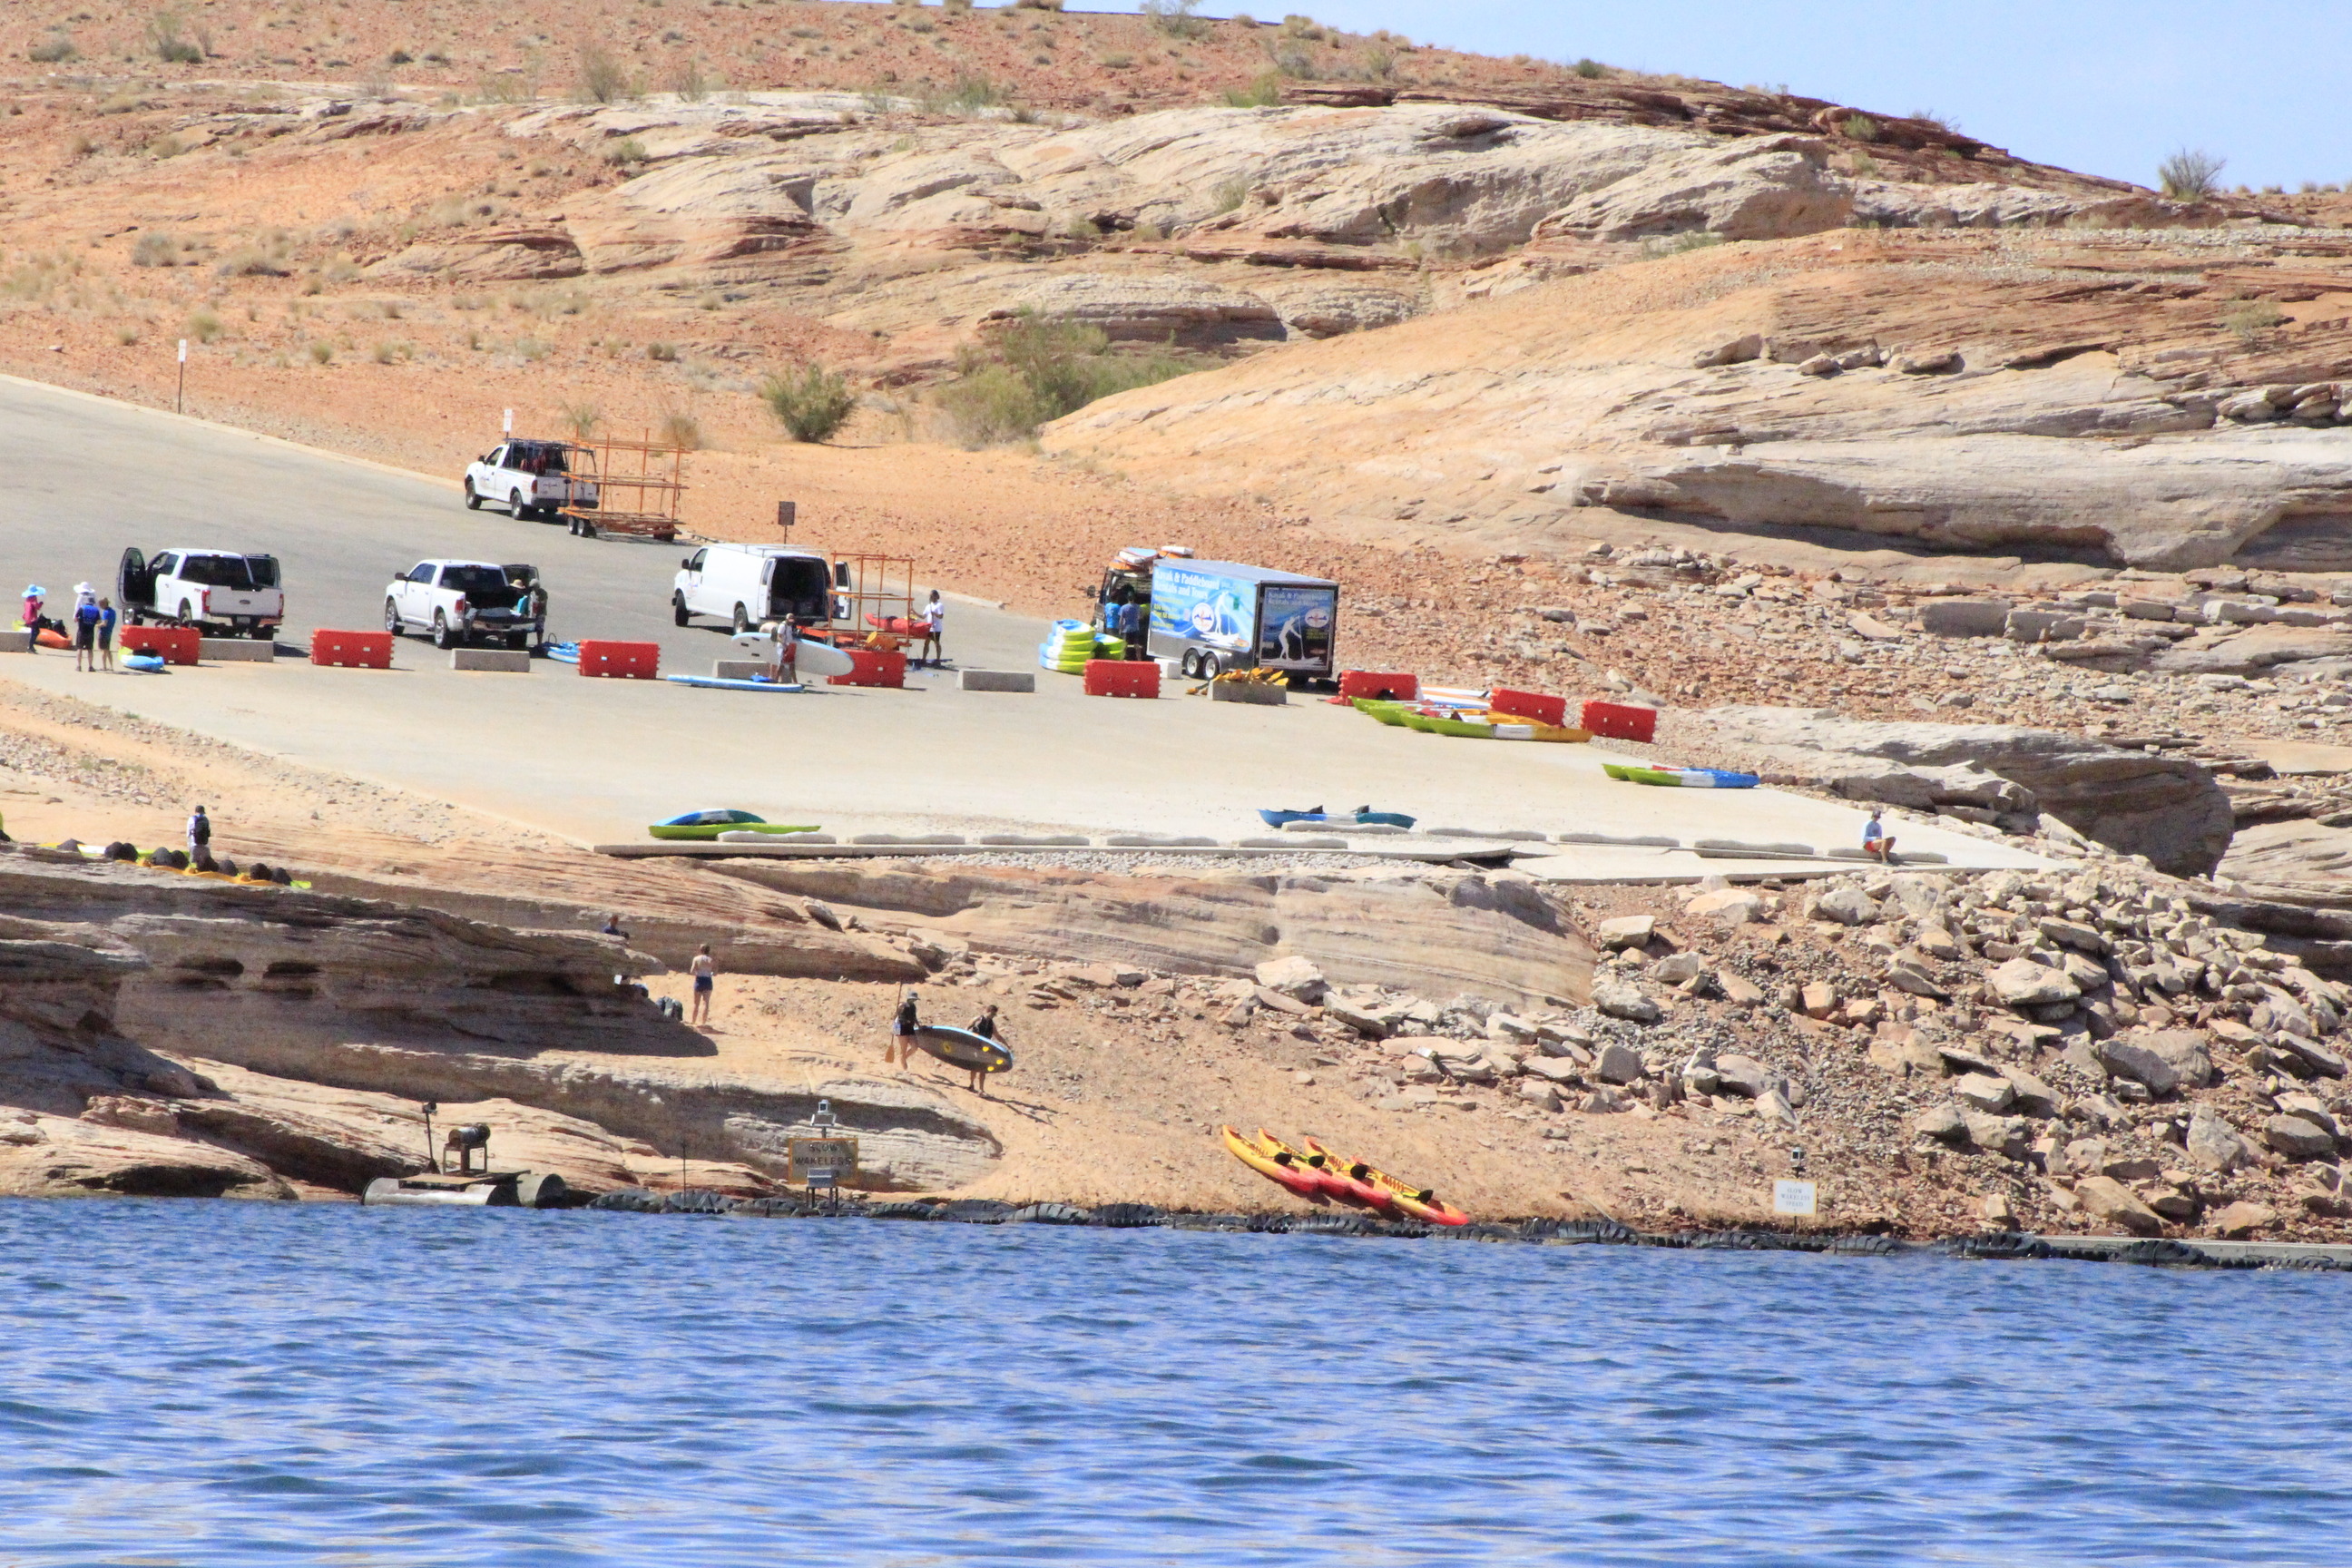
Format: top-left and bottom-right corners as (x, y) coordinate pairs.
(1046, 226), (2352, 573)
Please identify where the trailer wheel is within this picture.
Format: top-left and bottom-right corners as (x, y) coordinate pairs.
(1179, 649), (1200, 680)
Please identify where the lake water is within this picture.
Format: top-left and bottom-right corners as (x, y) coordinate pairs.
(1, 1200), (2346, 1566)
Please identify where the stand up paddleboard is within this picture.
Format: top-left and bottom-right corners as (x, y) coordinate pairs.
(912, 1024), (1013, 1074)
(664, 674), (807, 693)
(730, 632), (856, 679)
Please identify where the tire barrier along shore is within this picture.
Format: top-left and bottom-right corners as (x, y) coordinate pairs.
(575, 1190), (2352, 1270)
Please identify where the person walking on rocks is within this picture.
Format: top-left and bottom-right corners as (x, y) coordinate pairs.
(888, 991), (921, 1071)
(689, 943), (716, 1026)
(1863, 808), (1896, 864)
(965, 1003), (1003, 1097)
(186, 804), (212, 865)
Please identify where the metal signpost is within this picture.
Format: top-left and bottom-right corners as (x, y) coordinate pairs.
(175, 338), (187, 415)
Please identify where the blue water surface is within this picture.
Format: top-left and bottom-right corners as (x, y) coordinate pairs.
(0, 1200), (2347, 1566)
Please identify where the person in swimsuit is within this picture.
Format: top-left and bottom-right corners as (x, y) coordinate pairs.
(1863, 808), (1896, 864)
(689, 944), (715, 1025)
(888, 991), (920, 1070)
(965, 1003), (1002, 1096)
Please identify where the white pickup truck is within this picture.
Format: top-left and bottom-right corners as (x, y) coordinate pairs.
(462, 439), (599, 524)
(116, 547), (284, 639)
(384, 560), (547, 651)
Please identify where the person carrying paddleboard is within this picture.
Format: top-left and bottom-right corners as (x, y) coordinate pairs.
(887, 992), (920, 1071)
(964, 1004), (1003, 1096)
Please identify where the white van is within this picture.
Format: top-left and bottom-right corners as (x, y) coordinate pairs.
(672, 544), (835, 632)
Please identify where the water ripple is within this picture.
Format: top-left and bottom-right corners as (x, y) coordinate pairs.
(0, 1201), (2348, 1563)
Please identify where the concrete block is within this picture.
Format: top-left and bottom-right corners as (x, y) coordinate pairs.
(958, 669), (1036, 693)
(1210, 679), (1289, 706)
(0, 630), (29, 653)
(451, 648), (533, 673)
(199, 637), (275, 662)
(713, 660), (768, 681)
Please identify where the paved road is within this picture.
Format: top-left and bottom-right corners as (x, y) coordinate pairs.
(0, 374), (2042, 871)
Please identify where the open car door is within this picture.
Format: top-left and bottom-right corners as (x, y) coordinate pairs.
(117, 547), (147, 617)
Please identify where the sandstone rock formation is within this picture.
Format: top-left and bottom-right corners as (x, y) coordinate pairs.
(1696, 705), (2235, 875)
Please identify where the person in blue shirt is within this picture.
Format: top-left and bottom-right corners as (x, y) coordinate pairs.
(72, 597), (101, 672)
(1863, 808), (1896, 863)
(95, 598), (117, 672)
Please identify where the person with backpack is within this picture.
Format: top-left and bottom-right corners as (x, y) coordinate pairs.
(186, 805), (213, 867)
(73, 596), (102, 672)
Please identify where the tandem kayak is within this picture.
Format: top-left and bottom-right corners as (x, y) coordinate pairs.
(648, 809), (822, 841)
(1607, 766), (1759, 789)
(1300, 1137), (1468, 1227)
(1221, 1125), (1325, 1200)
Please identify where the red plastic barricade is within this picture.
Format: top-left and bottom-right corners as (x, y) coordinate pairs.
(577, 640), (661, 680)
(309, 630), (393, 670)
(828, 649), (906, 689)
(1581, 699), (1659, 743)
(1083, 659), (1161, 699)
(1339, 670), (1419, 701)
(1490, 687), (1567, 727)
(121, 625), (201, 666)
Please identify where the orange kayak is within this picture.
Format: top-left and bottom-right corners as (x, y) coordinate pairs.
(1301, 1137), (1469, 1227)
(1220, 1124), (1324, 1200)
(1259, 1129), (1394, 1211)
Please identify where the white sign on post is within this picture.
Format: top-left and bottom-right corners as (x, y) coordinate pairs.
(503, 407), (514, 435)
(1772, 1180), (1818, 1217)
(178, 338), (188, 363)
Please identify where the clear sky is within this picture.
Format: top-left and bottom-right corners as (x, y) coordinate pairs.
(1084, 2), (2351, 192)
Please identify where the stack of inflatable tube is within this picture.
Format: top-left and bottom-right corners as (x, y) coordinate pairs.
(1038, 619), (1107, 674)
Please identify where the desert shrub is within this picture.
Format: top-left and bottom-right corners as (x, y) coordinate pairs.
(1272, 44), (1317, 78)
(1100, 52), (1133, 69)
(1841, 113), (1879, 143)
(131, 232), (177, 268)
(371, 340), (410, 364)
(669, 55), (710, 100)
(1211, 176), (1251, 214)
(559, 400), (600, 436)
(2160, 147), (2227, 201)
(605, 136), (648, 166)
(1281, 14), (1325, 39)
(576, 43), (632, 103)
(660, 409), (703, 450)
(387, 48), (414, 65)
(935, 312), (1203, 446)
(216, 249), (289, 278)
(1144, 0), (1208, 39)
(28, 31), (77, 64)
(309, 340), (333, 364)
(475, 72), (533, 104)
(762, 363), (858, 442)
(148, 7), (203, 63)
(647, 341), (679, 361)
(921, 74), (1004, 113)
(1357, 45), (1395, 81)
(1908, 108), (1959, 133)
(1641, 231), (1727, 259)
(2223, 299), (2284, 340)
(1573, 57), (1607, 78)
(184, 309), (222, 343)
(1011, 0), (1063, 10)
(147, 133), (185, 159)
(115, 325), (141, 346)
(1849, 151), (1881, 180)
(1222, 71), (1283, 107)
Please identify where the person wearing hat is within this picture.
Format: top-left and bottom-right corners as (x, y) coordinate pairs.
(20, 585), (44, 650)
(1863, 808), (1896, 864)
